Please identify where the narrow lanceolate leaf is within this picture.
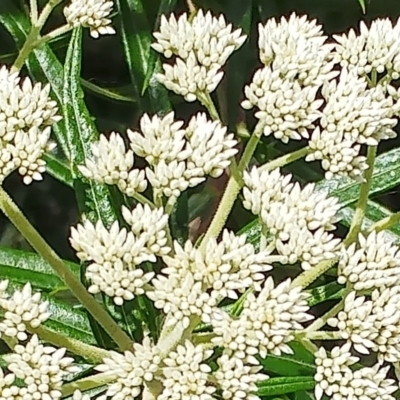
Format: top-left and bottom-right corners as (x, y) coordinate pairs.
(0, 247), (79, 290)
(256, 376), (315, 396)
(116, 0), (172, 113)
(63, 27), (118, 225)
(259, 342), (316, 376)
(307, 282), (344, 307)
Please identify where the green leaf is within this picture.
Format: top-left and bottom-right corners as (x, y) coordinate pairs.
(257, 377), (315, 397)
(259, 342), (315, 376)
(81, 79), (136, 103)
(307, 282), (344, 307)
(358, 0), (366, 13)
(141, 0), (179, 96)
(116, 0), (172, 113)
(63, 27), (118, 225)
(43, 153), (73, 188)
(317, 147), (400, 208)
(0, 247), (79, 290)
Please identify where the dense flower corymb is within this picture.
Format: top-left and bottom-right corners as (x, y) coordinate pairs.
(63, 0), (116, 38)
(153, 10), (246, 101)
(0, 65), (60, 184)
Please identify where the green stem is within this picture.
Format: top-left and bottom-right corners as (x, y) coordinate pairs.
(0, 186), (132, 351)
(30, 325), (109, 364)
(198, 123), (263, 252)
(305, 287), (350, 333)
(367, 210), (400, 234)
(12, 0), (63, 72)
(304, 330), (343, 341)
(62, 372), (114, 397)
(290, 258), (338, 290)
(259, 146), (312, 172)
(34, 24), (73, 47)
(345, 145), (377, 245)
(299, 338), (318, 354)
(198, 92), (220, 121)
(29, 0), (38, 23)
(133, 192), (156, 209)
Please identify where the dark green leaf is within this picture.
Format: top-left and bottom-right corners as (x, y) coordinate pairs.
(307, 282), (344, 307)
(43, 153), (73, 188)
(116, 0), (171, 113)
(257, 377), (315, 397)
(141, 0), (179, 96)
(63, 27), (118, 225)
(259, 342), (315, 376)
(317, 147), (400, 208)
(0, 247), (79, 290)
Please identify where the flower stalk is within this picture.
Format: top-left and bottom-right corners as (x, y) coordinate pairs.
(0, 186), (132, 351)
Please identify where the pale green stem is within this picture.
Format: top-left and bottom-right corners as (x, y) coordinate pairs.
(260, 224), (268, 251)
(304, 330), (343, 341)
(198, 92), (220, 121)
(259, 146), (312, 172)
(198, 122), (264, 252)
(290, 258), (338, 290)
(62, 372), (114, 397)
(367, 210), (400, 234)
(192, 332), (215, 345)
(12, 0), (63, 72)
(305, 287), (351, 333)
(345, 145), (377, 245)
(300, 338), (318, 354)
(0, 186), (132, 351)
(34, 24), (73, 47)
(30, 325), (109, 364)
(30, 0), (39, 23)
(133, 192), (156, 209)
(164, 196), (177, 215)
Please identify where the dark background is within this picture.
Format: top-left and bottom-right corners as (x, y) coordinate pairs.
(1, 0), (400, 262)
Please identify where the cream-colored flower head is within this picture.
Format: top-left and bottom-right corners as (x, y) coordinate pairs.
(64, 0), (115, 38)
(0, 66), (60, 184)
(153, 10), (246, 101)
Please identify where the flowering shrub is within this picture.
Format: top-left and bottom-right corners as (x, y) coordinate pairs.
(1, 1), (400, 400)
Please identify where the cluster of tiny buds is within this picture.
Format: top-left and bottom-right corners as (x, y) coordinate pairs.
(0, 66), (59, 184)
(63, 0), (115, 38)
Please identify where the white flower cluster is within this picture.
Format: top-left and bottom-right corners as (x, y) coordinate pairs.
(328, 287), (400, 363)
(212, 277), (312, 359)
(63, 0), (115, 38)
(314, 343), (397, 400)
(243, 167), (341, 270)
(0, 66), (60, 184)
(96, 336), (162, 400)
(0, 282), (50, 341)
(98, 339), (259, 400)
(333, 18), (400, 79)
(242, 14), (337, 144)
(70, 204), (170, 305)
(81, 112), (237, 201)
(152, 10), (246, 101)
(306, 68), (399, 179)
(147, 229), (283, 329)
(338, 231), (400, 291)
(241, 14), (400, 180)
(1, 335), (78, 400)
